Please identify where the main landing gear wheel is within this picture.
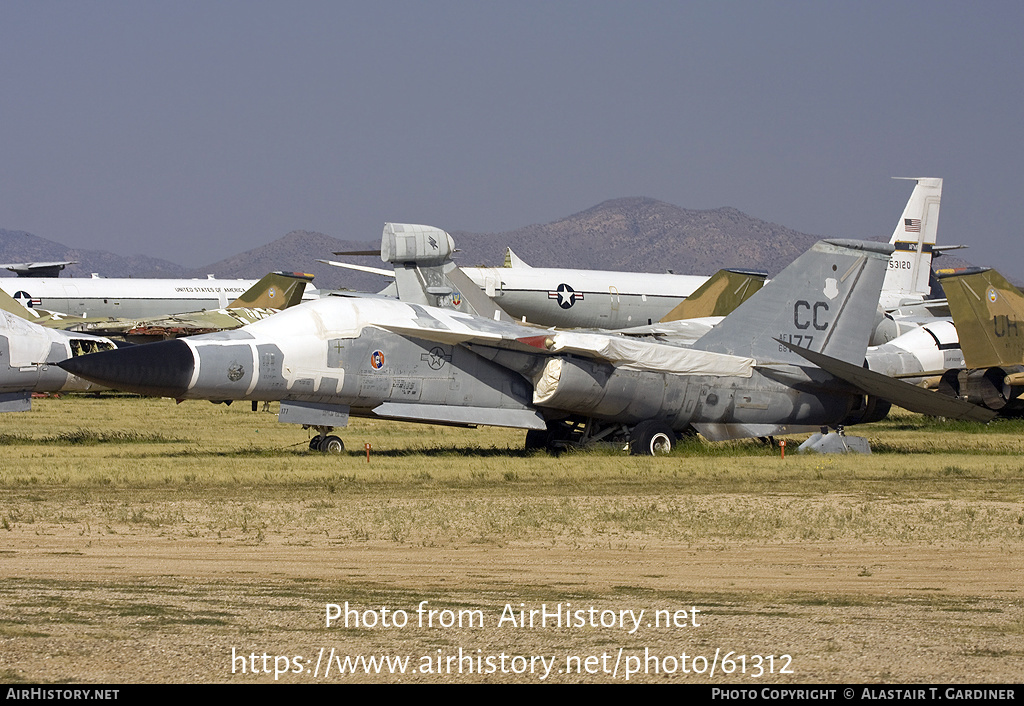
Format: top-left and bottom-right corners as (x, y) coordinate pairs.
(318, 435), (345, 454)
(308, 425), (345, 454)
(630, 421), (675, 456)
(524, 429), (549, 451)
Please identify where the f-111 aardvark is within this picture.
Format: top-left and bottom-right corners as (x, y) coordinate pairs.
(935, 267), (1024, 415)
(59, 238), (991, 454)
(0, 309), (115, 412)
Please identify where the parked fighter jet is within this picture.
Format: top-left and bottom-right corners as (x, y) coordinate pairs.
(0, 310), (116, 412)
(58, 237), (990, 454)
(351, 221), (961, 410)
(2, 272), (312, 343)
(326, 178), (951, 334)
(934, 268), (1024, 414)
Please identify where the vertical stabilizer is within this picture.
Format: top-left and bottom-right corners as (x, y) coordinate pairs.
(880, 177), (942, 308)
(227, 272), (313, 310)
(658, 269), (766, 321)
(693, 239), (893, 365)
(382, 223), (513, 321)
(503, 248), (532, 268)
(937, 268), (1024, 368)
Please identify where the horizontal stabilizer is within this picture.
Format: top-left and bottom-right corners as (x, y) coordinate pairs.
(778, 340), (996, 422)
(318, 259), (396, 278)
(1, 261), (76, 278)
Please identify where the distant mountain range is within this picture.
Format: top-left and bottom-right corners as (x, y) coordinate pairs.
(0, 197), (980, 293)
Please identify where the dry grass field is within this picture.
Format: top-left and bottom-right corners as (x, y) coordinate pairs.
(1, 394), (1022, 683)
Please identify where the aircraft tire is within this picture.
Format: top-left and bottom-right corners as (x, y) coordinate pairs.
(524, 429), (549, 451)
(630, 421), (675, 456)
(309, 438), (322, 451)
(320, 436), (345, 454)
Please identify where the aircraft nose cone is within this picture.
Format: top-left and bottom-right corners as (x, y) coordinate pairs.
(57, 339), (195, 398)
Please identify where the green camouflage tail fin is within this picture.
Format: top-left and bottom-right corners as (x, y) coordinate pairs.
(658, 269), (766, 322)
(228, 272), (313, 310)
(937, 268), (1024, 368)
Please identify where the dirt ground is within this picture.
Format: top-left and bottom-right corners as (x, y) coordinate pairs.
(1, 491), (1021, 684)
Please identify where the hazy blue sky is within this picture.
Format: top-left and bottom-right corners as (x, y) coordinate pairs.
(2, 1), (1022, 274)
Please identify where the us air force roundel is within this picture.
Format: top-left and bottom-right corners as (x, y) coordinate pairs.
(548, 283), (583, 309)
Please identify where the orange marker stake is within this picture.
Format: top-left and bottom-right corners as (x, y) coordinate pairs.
(364, 442), (372, 463)
(779, 439), (786, 460)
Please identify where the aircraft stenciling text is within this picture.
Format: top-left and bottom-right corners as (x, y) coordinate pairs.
(794, 301), (829, 331)
(777, 333), (814, 352)
(993, 315), (1020, 338)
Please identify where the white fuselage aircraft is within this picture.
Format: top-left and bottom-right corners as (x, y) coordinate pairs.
(0, 274), (320, 319)
(59, 238), (992, 456)
(460, 261), (708, 328)
(0, 310), (116, 412)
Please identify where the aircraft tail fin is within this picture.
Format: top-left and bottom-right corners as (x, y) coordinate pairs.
(937, 268), (1024, 368)
(382, 223), (514, 321)
(659, 269), (766, 322)
(227, 272), (313, 310)
(503, 248), (532, 268)
(880, 177), (942, 307)
(692, 239), (892, 365)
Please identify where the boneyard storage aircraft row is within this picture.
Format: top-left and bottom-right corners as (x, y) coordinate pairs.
(59, 232), (992, 455)
(4, 176), (1003, 450)
(0, 273), (314, 412)
(2, 272), (313, 343)
(2, 176), (948, 348)
(325, 178), (954, 335)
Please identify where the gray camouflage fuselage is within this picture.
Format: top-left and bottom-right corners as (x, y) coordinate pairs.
(59, 294), (863, 438)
